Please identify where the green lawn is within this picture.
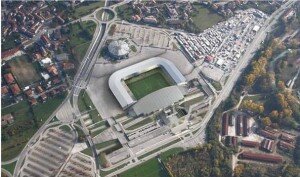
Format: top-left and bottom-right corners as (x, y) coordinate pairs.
(95, 139), (120, 151)
(125, 68), (173, 100)
(2, 161), (16, 175)
(81, 147), (93, 157)
(191, 4), (224, 32)
(72, 1), (105, 19)
(78, 90), (96, 112)
(8, 55), (41, 88)
(96, 9), (114, 21)
(120, 158), (169, 177)
(119, 148), (183, 177)
(64, 21), (95, 64)
(33, 93), (67, 126)
(73, 42), (91, 62)
(126, 118), (154, 130)
(1, 101), (37, 161)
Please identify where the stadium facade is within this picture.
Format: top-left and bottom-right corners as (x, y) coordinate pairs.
(109, 57), (186, 115)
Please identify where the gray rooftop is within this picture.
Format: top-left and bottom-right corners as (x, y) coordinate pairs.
(132, 85), (184, 116)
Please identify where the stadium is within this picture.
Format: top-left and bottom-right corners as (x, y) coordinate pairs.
(108, 57), (187, 116)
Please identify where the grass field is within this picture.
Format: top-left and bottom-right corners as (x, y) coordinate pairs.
(2, 161), (16, 175)
(125, 68), (172, 100)
(95, 139), (120, 151)
(73, 42), (91, 62)
(65, 21), (95, 64)
(96, 9), (114, 21)
(72, 1), (105, 19)
(120, 148), (183, 177)
(191, 4), (224, 32)
(78, 90), (96, 112)
(8, 55), (41, 87)
(32, 93), (67, 127)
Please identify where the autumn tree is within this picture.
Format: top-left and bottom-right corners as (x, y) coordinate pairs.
(262, 117), (272, 127)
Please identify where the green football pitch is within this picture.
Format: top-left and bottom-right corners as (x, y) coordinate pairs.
(125, 68), (173, 100)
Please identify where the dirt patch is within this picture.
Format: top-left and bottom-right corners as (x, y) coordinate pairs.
(9, 55), (41, 87)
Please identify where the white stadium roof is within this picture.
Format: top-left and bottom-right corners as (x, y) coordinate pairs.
(108, 40), (130, 57)
(132, 85), (184, 115)
(108, 57), (186, 110)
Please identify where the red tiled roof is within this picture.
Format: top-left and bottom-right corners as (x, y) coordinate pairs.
(10, 83), (21, 95)
(1, 86), (9, 95)
(4, 73), (15, 84)
(1, 47), (20, 59)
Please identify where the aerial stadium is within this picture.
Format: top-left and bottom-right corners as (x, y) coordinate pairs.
(108, 57), (187, 116)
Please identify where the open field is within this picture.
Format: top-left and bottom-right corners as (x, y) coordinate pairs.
(120, 158), (169, 177)
(125, 68), (172, 100)
(78, 90), (96, 112)
(191, 4), (224, 32)
(8, 55), (41, 87)
(120, 148), (183, 177)
(1, 101), (37, 161)
(65, 21), (96, 64)
(73, 42), (91, 62)
(72, 1), (104, 19)
(2, 161), (16, 174)
(32, 93), (67, 126)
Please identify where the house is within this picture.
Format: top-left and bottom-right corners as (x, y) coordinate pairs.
(39, 57), (52, 67)
(4, 73), (15, 84)
(1, 47), (21, 61)
(55, 53), (69, 62)
(1, 86), (9, 97)
(62, 62), (75, 70)
(40, 92), (47, 102)
(10, 84), (21, 95)
(47, 65), (58, 76)
(29, 97), (38, 105)
(2, 114), (14, 126)
(36, 85), (44, 93)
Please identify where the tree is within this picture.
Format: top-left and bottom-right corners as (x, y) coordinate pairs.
(234, 164), (245, 177)
(277, 80), (286, 91)
(262, 117), (271, 127)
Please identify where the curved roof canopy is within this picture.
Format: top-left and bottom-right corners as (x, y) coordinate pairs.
(132, 85), (184, 116)
(108, 57), (186, 109)
(108, 40), (130, 57)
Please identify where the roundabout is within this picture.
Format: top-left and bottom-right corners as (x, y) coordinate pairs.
(95, 7), (116, 23)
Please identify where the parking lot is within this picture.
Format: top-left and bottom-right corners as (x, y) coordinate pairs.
(19, 125), (76, 177)
(175, 9), (268, 82)
(59, 152), (96, 177)
(114, 23), (171, 48)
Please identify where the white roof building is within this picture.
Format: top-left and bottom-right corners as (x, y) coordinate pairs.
(108, 40), (130, 58)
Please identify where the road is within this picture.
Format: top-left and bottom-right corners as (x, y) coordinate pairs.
(12, 1), (111, 176)
(98, 1), (296, 175)
(10, 0), (295, 176)
(192, 0), (296, 140)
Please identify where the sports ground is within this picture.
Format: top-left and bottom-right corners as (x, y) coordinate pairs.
(125, 68), (173, 100)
